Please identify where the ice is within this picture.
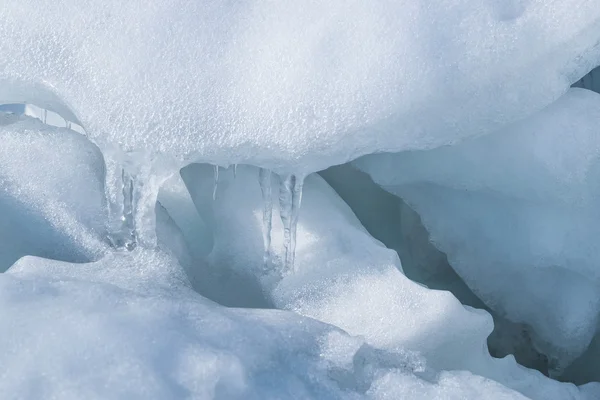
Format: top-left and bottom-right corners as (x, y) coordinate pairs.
(355, 88), (600, 371)
(278, 174), (305, 273)
(1, 0), (600, 174)
(179, 163), (597, 399)
(212, 165), (219, 201)
(0, 112), (195, 272)
(258, 168), (273, 268)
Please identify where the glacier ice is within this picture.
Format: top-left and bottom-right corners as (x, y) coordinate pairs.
(355, 88), (600, 373)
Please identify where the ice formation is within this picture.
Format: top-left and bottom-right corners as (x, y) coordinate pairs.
(356, 88), (600, 373)
(258, 168), (273, 268)
(2, 0), (600, 397)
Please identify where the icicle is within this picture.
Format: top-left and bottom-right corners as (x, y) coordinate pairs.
(258, 168), (273, 268)
(233, 164), (238, 179)
(212, 165), (219, 200)
(106, 164), (137, 251)
(121, 168), (137, 250)
(279, 173), (305, 273)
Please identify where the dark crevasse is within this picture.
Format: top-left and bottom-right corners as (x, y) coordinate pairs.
(572, 66), (600, 93)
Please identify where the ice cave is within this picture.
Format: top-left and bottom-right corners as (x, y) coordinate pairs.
(1, 1), (600, 399)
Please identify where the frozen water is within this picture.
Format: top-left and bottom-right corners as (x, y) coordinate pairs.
(278, 174), (305, 273)
(258, 168), (273, 269)
(1, 0), (600, 174)
(355, 88), (600, 371)
(573, 66), (600, 93)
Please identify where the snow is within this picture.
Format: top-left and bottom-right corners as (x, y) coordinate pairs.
(0, 115), (106, 271)
(1, 0), (600, 173)
(355, 88), (600, 372)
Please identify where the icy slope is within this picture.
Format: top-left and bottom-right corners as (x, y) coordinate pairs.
(1, 0), (600, 172)
(355, 88), (600, 371)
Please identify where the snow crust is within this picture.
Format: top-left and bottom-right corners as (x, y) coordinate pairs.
(1, 0), (600, 173)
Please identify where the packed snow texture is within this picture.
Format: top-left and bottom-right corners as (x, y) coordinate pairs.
(1, 0), (600, 173)
(355, 88), (600, 373)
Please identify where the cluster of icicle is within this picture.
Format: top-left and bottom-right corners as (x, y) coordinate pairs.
(3, 104), (306, 274)
(213, 165), (304, 274)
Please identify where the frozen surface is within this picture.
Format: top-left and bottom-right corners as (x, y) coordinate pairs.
(179, 164), (598, 400)
(355, 88), (600, 370)
(1, 1), (600, 173)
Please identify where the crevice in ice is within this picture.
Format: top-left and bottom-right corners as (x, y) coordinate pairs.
(572, 66), (600, 93)
(320, 163), (552, 376)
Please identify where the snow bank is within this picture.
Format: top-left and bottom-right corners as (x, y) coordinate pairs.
(0, 114), (106, 270)
(1, 0), (600, 172)
(355, 88), (600, 371)
(0, 250), (358, 399)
